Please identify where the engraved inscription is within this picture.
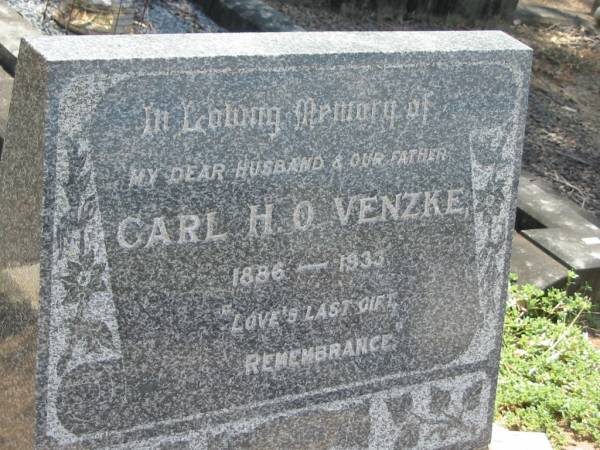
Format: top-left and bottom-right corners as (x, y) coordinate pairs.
(181, 101), (282, 138)
(115, 189), (467, 249)
(126, 148), (451, 191)
(229, 291), (399, 334)
(140, 92), (433, 137)
(245, 334), (395, 374)
(294, 93), (432, 130)
(143, 105), (169, 135)
(232, 263), (286, 287)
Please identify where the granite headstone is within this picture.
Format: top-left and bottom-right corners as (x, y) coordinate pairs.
(0, 31), (531, 449)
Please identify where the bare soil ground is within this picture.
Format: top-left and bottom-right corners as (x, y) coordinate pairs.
(514, 26), (600, 219)
(265, 0), (600, 221)
(506, 25), (599, 219)
(521, 0), (594, 15)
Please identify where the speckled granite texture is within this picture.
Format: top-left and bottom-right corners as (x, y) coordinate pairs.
(0, 31), (531, 449)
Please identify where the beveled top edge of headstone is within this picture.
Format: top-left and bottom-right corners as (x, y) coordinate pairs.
(22, 30), (531, 64)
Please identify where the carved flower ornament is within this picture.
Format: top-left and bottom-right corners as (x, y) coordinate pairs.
(60, 253), (107, 305)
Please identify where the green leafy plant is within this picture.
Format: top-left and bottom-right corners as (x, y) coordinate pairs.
(496, 273), (600, 448)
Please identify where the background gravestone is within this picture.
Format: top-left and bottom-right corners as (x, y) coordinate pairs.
(0, 31), (531, 449)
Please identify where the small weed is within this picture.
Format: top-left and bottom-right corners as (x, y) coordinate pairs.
(496, 273), (600, 448)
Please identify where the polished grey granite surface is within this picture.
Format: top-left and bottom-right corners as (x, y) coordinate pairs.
(0, 31), (531, 449)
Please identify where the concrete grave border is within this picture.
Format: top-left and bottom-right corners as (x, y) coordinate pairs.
(512, 172), (600, 302)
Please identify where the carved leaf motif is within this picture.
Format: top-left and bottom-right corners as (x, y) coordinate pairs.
(64, 176), (80, 209)
(78, 169), (93, 194)
(55, 138), (118, 378)
(62, 207), (79, 229)
(56, 226), (67, 259)
(66, 153), (85, 204)
(56, 210), (79, 258)
(429, 387), (451, 412)
(387, 393), (413, 424)
(69, 318), (115, 354)
(56, 352), (70, 377)
(84, 321), (114, 353)
(61, 289), (85, 305)
(462, 381), (483, 412)
(64, 190), (80, 215)
(432, 425), (449, 441)
(80, 196), (96, 223)
(395, 426), (419, 449)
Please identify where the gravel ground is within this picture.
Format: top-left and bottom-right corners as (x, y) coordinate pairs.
(265, 0), (600, 221)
